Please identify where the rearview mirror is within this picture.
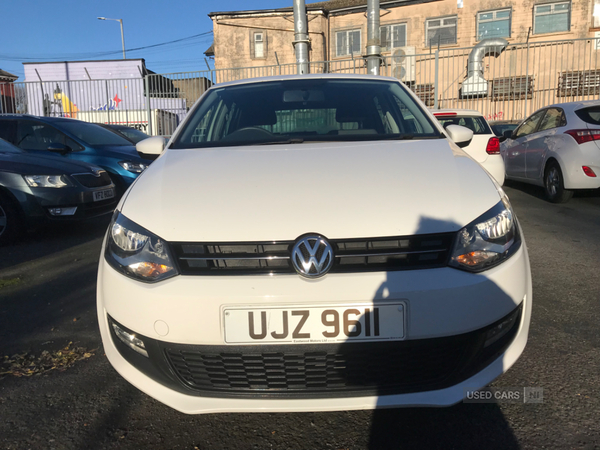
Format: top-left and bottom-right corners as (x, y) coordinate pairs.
(136, 136), (167, 161)
(445, 125), (473, 148)
(47, 143), (71, 155)
(503, 130), (513, 141)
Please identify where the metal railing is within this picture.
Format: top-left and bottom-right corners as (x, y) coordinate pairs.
(1, 37), (598, 134)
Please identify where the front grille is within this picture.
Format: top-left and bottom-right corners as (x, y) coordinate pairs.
(172, 233), (455, 275)
(72, 171), (112, 188)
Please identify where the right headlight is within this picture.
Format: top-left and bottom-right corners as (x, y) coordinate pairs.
(104, 212), (178, 282)
(449, 195), (521, 272)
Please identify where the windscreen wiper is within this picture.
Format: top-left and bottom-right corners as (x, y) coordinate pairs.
(258, 138), (305, 145)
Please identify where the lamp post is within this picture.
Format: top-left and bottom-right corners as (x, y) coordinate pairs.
(98, 17), (126, 59)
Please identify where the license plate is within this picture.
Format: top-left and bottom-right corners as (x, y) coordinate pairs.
(93, 188), (114, 202)
(223, 303), (406, 344)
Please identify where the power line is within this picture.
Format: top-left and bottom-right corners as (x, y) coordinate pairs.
(0, 30), (213, 62)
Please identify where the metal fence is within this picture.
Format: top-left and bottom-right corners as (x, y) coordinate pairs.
(1, 37), (599, 134)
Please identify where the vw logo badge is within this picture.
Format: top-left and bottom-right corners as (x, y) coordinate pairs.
(291, 234), (334, 278)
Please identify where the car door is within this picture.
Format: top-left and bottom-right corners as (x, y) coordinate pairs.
(503, 110), (546, 180)
(526, 108), (566, 182)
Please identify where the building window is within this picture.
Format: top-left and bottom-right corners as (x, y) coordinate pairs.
(336, 29), (361, 57)
(477, 9), (511, 40)
(557, 70), (600, 97)
(253, 32), (265, 58)
(593, 0), (600, 28)
(533, 2), (570, 34)
(426, 16), (457, 47)
(492, 76), (534, 101)
(380, 24), (407, 51)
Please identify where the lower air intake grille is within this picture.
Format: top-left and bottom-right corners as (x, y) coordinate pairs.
(172, 233), (455, 275)
(164, 338), (471, 396)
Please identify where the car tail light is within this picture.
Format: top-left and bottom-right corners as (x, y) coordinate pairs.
(433, 112), (457, 117)
(564, 129), (600, 144)
(486, 137), (500, 155)
(582, 166), (597, 177)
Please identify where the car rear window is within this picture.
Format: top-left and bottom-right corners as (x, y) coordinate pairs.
(575, 107), (600, 125)
(436, 115), (492, 135)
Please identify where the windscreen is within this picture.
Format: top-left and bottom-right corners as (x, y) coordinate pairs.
(58, 121), (133, 146)
(575, 107), (600, 126)
(171, 79), (441, 149)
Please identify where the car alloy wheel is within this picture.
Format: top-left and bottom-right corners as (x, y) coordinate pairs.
(544, 162), (573, 203)
(0, 194), (20, 246)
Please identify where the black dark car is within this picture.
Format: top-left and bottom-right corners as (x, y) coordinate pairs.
(0, 138), (117, 245)
(97, 124), (150, 144)
(489, 120), (521, 141)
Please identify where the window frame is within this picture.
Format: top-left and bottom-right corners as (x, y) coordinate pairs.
(514, 109), (547, 138)
(476, 8), (512, 41)
(379, 23), (407, 52)
(537, 107), (567, 131)
(250, 30), (267, 60)
(533, 1), (571, 35)
(425, 15), (458, 47)
(335, 28), (362, 57)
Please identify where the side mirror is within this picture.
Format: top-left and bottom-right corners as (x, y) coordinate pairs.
(136, 136), (167, 161)
(503, 130), (513, 141)
(445, 124), (473, 148)
(47, 143), (71, 155)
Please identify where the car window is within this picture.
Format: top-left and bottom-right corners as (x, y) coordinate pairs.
(538, 108), (566, 131)
(15, 120), (68, 151)
(491, 123), (519, 136)
(0, 137), (23, 154)
(514, 110), (546, 138)
(0, 120), (17, 144)
(172, 79), (441, 149)
(57, 121), (132, 146)
(575, 106), (600, 125)
(436, 116), (492, 135)
(117, 127), (149, 143)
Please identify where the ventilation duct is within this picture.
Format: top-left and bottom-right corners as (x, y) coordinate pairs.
(461, 38), (509, 97)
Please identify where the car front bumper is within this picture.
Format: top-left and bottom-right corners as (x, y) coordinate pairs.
(9, 184), (117, 224)
(97, 239), (532, 414)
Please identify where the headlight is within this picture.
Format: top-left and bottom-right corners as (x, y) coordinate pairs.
(104, 212), (178, 282)
(119, 161), (149, 173)
(23, 175), (71, 188)
(449, 196), (521, 272)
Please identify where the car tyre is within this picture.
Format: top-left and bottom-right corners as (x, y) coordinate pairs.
(0, 192), (22, 246)
(544, 161), (573, 203)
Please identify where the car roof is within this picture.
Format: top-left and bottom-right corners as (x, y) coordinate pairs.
(540, 100), (600, 112)
(0, 114), (81, 124)
(430, 108), (483, 116)
(208, 73), (401, 90)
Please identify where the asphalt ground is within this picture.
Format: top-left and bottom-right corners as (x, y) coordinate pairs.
(0, 181), (599, 450)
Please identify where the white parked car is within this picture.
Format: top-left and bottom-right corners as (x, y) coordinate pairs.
(501, 101), (600, 202)
(97, 75), (531, 414)
(432, 109), (505, 185)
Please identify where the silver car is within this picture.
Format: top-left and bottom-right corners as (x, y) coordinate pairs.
(501, 101), (600, 203)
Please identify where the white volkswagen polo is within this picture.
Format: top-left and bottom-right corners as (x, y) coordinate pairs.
(97, 74), (532, 414)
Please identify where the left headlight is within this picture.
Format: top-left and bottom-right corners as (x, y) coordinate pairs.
(119, 161), (149, 173)
(104, 212), (178, 282)
(23, 175), (72, 188)
(449, 195), (521, 272)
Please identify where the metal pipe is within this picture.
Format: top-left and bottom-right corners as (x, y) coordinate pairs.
(293, 0), (310, 74)
(366, 0), (381, 75)
(467, 38), (508, 79)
